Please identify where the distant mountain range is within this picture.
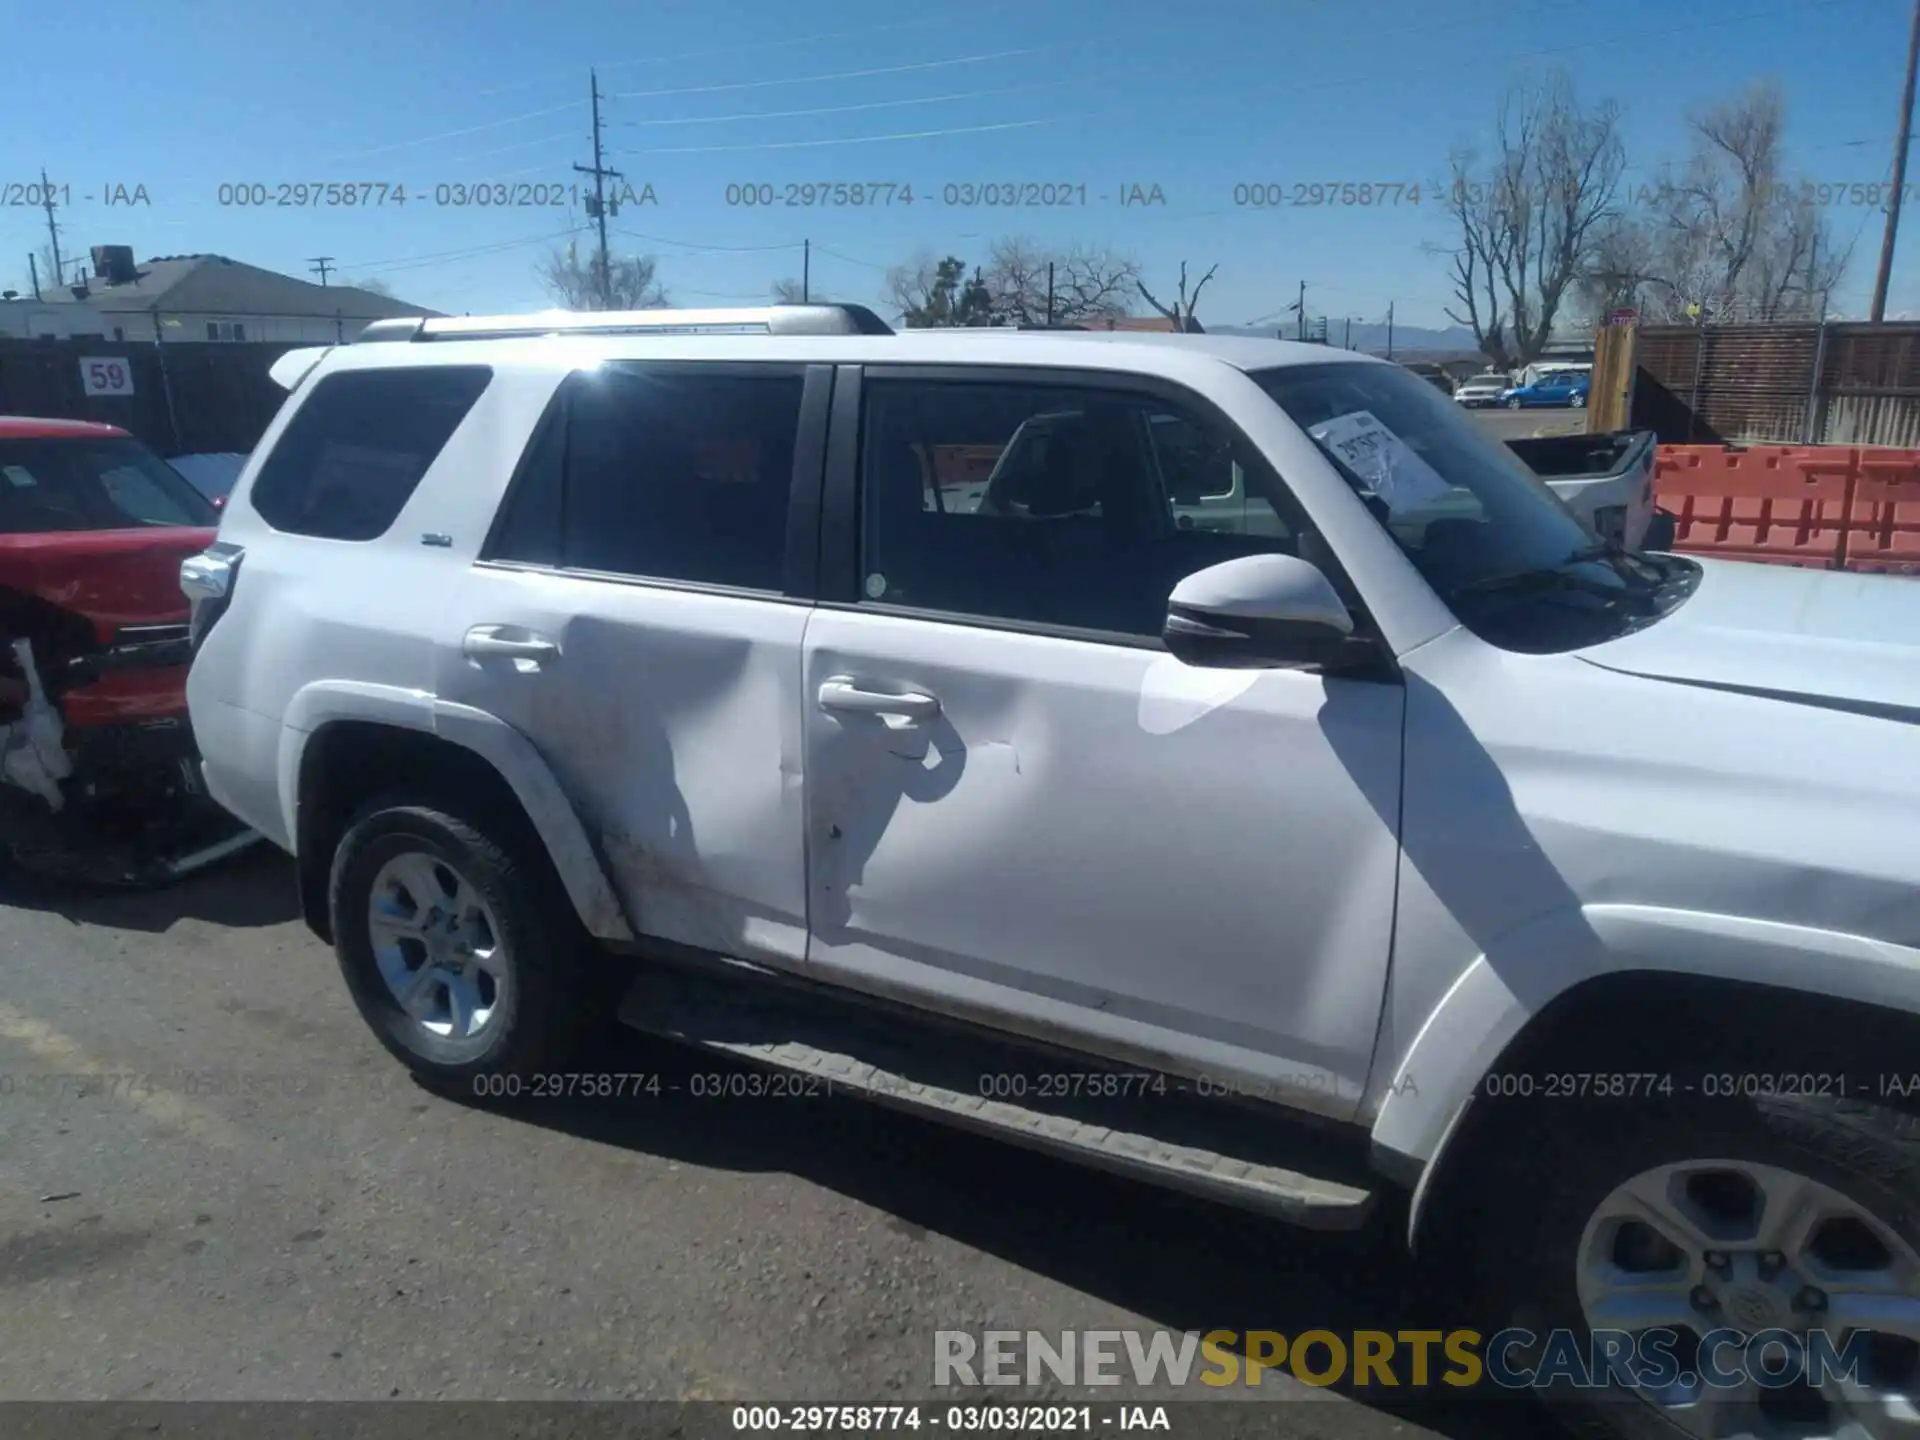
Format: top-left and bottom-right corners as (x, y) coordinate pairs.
(1207, 321), (1483, 356)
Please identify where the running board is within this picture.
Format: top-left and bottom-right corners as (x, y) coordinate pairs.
(617, 962), (1378, 1230)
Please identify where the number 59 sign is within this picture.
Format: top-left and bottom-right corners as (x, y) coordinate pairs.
(79, 357), (134, 396)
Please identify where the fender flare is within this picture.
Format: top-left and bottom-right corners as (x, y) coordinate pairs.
(277, 682), (634, 943)
(1378, 902), (1920, 1248)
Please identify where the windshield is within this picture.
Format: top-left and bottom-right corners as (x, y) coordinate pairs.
(1253, 361), (1593, 587)
(1253, 360), (1697, 651)
(0, 437), (218, 533)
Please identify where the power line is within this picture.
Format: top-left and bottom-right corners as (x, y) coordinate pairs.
(472, 5), (1033, 98)
(335, 225), (587, 277)
(327, 97), (588, 162)
(615, 84), (1052, 129)
(614, 227), (804, 255)
(607, 49), (1034, 101)
(809, 242), (892, 272)
(620, 116), (1070, 157)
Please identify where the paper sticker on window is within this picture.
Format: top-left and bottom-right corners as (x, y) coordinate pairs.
(1308, 410), (1454, 513)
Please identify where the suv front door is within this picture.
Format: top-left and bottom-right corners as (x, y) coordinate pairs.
(800, 367), (1405, 1117)
(433, 361), (831, 966)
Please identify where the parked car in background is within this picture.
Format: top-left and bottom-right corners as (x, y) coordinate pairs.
(0, 417), (255, 882)
(1501, 369), (1590, 409)
(166, 452), (250, 506)
(1451, 371), (1511, 408)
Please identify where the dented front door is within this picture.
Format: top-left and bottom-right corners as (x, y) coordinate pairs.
(800, 614), (1406, 1119)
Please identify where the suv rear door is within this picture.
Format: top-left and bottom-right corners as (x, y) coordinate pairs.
(799, 365), (1405, 1118)
(436, 361), (833, 965)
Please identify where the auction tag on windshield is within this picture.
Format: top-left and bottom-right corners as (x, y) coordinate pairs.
(1309, 410), (1454, 513)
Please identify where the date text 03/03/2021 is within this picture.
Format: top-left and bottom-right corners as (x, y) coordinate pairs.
(729, 1406), (1171, 1432)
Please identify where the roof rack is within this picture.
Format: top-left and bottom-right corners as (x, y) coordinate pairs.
(356, 304), (893, 344)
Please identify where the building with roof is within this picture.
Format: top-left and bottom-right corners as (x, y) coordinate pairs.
(28, 246), (439, 344)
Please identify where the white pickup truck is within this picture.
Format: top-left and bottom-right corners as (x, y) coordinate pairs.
(184, 308), (1920, 1440)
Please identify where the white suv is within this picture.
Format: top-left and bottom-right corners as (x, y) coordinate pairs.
(185, 305), (1920, 1437)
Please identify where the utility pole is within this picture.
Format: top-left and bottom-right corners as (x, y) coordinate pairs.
(28, 252), (42, 301)
(1871, 0), (1920, 321)
(39, 167), (65, 288)
(802, 239), (810, 303)
(1046, 261), (1055, 326)
(1344, 316), (1352, 349)
(308, 256), (335, 286)
(573, 69), (624, 309)
(1289, 281), (1306, 341)
(1387, 302), (1395, 360)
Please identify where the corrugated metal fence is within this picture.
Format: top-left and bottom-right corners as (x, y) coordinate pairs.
(1628, 321), (1920, 449)
(0, 338), (303, 457)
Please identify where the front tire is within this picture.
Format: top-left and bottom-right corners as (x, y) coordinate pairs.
(1486, 1094), (1920, 1439)
(1508, 396), (1525, 410)
(329, 794), (600, 1086)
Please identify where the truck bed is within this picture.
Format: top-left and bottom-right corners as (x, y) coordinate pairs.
(1506, 430), (1651, 481)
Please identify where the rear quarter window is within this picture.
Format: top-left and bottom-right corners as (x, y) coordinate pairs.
(248, 366), (492, 540)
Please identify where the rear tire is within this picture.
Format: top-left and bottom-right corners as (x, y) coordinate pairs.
(328, 792), (603, 1089)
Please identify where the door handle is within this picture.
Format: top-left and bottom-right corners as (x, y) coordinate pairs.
(818, 679), (940, 721)
(463, 626), (560, 663)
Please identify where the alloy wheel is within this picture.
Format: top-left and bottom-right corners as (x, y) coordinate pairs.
(366, 850), (509, 1057)
(1575, 1157), (1920, 1437)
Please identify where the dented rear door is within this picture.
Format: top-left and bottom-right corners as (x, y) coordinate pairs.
(435, 361), (831, 967)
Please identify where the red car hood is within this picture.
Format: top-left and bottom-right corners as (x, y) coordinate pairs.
(0, 525), (216, 640)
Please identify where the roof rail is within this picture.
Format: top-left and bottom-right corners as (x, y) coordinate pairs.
(355, 304), (893, 343)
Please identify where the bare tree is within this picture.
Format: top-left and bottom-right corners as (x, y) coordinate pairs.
(352, 276), (396, 298)
(1588, 83), (1851, 324)
(772, 277), (807, 304)
(981, 237), (1137, 325)
(1442, 71), (1628, 367)
(537, 243), (668, 310)
(1137, 261), (1217, 331)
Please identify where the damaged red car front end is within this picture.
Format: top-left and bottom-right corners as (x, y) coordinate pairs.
(0, 417), (256, 884)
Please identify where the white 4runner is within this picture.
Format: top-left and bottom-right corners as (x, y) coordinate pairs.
(184, 305), (1920, 1438)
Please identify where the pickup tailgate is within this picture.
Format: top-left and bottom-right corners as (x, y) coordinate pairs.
(1507, 429), (1657, 549)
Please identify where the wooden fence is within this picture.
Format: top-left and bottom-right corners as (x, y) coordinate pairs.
(1621, 320), (1920, 449)
(0, 338), (302, 456)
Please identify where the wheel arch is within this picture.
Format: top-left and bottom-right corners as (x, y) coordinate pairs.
(280, 684), (633, 946)
(1380, 904), (1920, 1253)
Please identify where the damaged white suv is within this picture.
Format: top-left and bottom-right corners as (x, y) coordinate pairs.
(186, 305), (1920, 1438)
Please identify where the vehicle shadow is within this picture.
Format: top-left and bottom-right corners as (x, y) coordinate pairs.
(463, 1023), (1540, 1439)
(0, 842), (301, 932)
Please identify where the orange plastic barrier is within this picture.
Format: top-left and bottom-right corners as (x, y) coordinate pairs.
(1653, 445), (1857, 569)
(1845, 456), (1920, 574)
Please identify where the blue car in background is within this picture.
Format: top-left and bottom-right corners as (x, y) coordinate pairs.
(1502, 370), (1590, 409)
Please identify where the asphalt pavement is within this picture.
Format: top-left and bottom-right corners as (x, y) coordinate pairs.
(0, 847), (1549, 1436)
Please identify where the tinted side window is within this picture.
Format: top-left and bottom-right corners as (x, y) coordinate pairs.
(860, 379), (1314, 638)
(250, 366), (492, 540)
(558, 366), (802, 591)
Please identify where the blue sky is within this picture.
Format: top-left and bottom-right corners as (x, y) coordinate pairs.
(2, 0), (1913, 330)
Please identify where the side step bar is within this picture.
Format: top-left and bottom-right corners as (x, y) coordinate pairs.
(617, 961), (1378, 1230)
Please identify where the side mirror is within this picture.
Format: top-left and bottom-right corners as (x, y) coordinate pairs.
(1162, 554), (1369, 671)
